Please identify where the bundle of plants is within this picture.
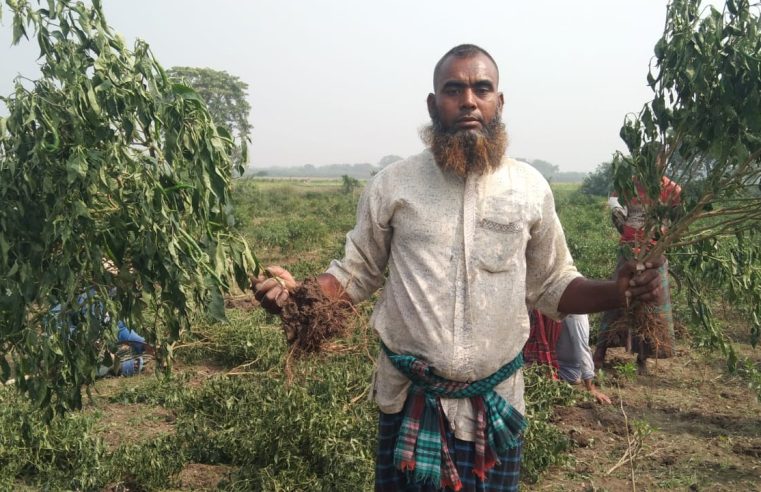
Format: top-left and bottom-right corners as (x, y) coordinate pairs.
(610, 0), (761, 358)
(280, 278), (353, 356)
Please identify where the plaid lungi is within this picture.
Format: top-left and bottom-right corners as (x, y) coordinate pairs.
(522, 310), (562, 377)
(376, 411), (522, 492)
(598, 256), (675, 357)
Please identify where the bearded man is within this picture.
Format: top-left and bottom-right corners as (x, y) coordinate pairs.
(255, 44), (664, 491)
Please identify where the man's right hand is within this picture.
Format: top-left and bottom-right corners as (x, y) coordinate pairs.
(253, 266), (298, 314)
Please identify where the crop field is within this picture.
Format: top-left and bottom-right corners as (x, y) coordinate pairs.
(1, 179), (759, 491)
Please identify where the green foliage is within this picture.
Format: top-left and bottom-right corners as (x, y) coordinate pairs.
(0, 389), (107, 490)
(669, 230), (761, 394)
(106, 371), (191, 407)
(233, 179), (358, 267)
(167, 66), (251, 174)
(614, 361), (638, 381)
(554, 185), (619, 279)
(581, 161), (615, 196)
(0, 0), (257, 417)
(615, 0), (761, 259)
(177, 309), (284, 370)
(341, 174), (360, 194)
(252, 218), (329, 253)
(174, 321), (377, 491)
(521, 364), (578, 484)
(3, 178), (756, 489)
(108, 435), (187, 490)
(613, 0), (761, 395)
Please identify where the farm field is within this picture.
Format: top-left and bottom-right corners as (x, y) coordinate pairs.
(1, 178), (759, 491)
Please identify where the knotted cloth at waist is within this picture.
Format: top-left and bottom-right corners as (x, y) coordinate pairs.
(381, 343), (526, 491)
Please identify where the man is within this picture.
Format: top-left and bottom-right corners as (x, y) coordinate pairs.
(255, 44), (662, 491)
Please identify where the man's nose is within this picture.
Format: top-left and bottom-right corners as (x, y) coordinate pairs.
(460, 88), (477, 109)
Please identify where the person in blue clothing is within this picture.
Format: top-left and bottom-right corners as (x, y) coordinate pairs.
(102, 321), (150, 377)
(49, 286), (150, 378)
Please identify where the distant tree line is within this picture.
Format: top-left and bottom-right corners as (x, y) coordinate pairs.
(246, 162), (379, 179)
(519, 158), (587, 183)
(247, 155), (590, 181)
(580, 161), (614, 196)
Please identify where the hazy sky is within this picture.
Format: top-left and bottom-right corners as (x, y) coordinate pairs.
(1, 1), (690, 172)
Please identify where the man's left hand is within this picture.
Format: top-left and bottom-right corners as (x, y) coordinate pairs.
(615, 256), (666, 304)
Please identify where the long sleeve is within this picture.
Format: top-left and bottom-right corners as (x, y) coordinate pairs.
(326, 174), (393, 303)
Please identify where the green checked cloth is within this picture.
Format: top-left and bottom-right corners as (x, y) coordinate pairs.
(382, 343), (526, 491)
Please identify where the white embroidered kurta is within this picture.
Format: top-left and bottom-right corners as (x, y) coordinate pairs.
(326, 150), (581, 441)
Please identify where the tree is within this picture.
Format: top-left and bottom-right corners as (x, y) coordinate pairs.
(580, 161), (614, 196)
(377, 154), (403, 168)
(0, 0), (257, 419)
(341, 174), (360, 194)
(528, 159), (559, 179)
(613, 0), (761, 393)
(167, 66), (252, 175)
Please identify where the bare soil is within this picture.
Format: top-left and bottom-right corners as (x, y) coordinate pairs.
(532, 345), (761, 491)
(90, 402), (175, 452)
(170, 463), (234, 491)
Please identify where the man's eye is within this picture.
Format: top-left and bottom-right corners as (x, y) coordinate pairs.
(445, 88), (461, 95)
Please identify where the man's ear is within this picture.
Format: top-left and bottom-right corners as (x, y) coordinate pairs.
(427, 93), (436, 119)
(498, 92), (504, 111)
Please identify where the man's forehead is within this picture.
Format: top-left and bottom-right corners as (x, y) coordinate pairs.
(434, 54), (499, 90)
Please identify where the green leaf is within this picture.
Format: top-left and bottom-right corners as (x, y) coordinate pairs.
(66, 153), (88, 183)
(208, 288), (226, 322)
(654, 38), (667, 59)
(171, 83), (204, 103)
(12, 15), (27, 44)
(86, 87), (101, 115)
(727, 0), (738, 16)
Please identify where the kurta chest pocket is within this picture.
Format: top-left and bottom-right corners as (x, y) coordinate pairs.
(474, 215), (526, 272)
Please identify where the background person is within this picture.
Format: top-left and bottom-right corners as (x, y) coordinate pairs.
(523, 310), (611, 404)
(523, 309), (562, 378)
(556, 314), (611, 404)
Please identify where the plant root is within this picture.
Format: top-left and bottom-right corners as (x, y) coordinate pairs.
(610, 302), (673, 362)
(280, 278), (353, 357)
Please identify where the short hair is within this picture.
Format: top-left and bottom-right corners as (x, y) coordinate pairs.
(433, 44), (499, 90)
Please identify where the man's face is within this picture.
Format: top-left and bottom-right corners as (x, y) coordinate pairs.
(427, 53), (503, 133)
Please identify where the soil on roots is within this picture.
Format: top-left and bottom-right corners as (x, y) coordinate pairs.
(610, 302), (673, 359)
(281, 277), (352, 356)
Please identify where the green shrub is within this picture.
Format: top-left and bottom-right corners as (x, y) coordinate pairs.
(521, 364), (578, 483)
(0, 389), (107, 490)
(107, 435), (187, 490)
(175, 354), (376, 490)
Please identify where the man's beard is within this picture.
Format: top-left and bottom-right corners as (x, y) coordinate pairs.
(420, 114), (508, 178)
